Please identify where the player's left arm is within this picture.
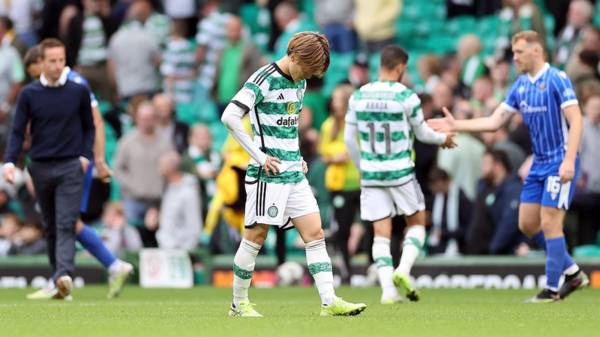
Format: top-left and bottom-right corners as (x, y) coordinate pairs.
(560, 104), (583, 183)
(554, 72), (583, 183)
(91, 105), (112, 181)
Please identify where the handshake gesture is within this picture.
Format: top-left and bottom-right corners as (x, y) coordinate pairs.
(429, 107), (457, 149)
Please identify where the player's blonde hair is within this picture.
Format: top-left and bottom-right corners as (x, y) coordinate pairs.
(287, 31), (330, 75)
(512, 30), (544, 47)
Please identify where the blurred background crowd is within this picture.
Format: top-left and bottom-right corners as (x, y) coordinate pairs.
(1, 0), (600, 281)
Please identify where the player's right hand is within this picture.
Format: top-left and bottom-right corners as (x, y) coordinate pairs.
(441, 133), (457, 149)
(263, 155), (281, 175)
(95, 160), (113, 183)
(427, 106), (456, 133)
(3, 163), (15, 184)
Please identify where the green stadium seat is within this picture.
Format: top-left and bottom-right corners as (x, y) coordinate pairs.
(323, 52), (354, 98)
(477, 16), (499, 36)
(447, 16), (477, 36)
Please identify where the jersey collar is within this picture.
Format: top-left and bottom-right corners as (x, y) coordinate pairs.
(273, 62), (294, 82)
(527, 62), (549, 83)
(40, 67), (69, 87)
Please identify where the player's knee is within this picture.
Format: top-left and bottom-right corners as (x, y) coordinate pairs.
(304, 227), (324, 242)
(540, 219), (562, 236)
(244, 226), (268, 246)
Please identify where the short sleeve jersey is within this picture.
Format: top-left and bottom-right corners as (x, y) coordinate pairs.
(502, 63), (579, 164)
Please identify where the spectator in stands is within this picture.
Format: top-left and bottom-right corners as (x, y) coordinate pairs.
(570, 50), (600, 101)
(567, 26), (600, 78)
(347, 54), (370, 88)
(574, 95), (600, 245)
(354, 0), (401, 54)
(195, 0), (230, 92)
(440, 53), (470, 98)
(62, 0), (116, 101)
(8, 220), (46, 255)
(0, 16), (27, 58)
(431, 81), (455, 117)
(490, 57), (511, 102)
(160, 18), (197, 105)
(0, 0), (41, 48)
(273, 1), (316, 59)
(0, 213), (20, 256)
(161, 0), (198, 32)
(417, 54), (442, 94)
(108, 2), (161, 102)
(457, 34), (485, 88)
(202, 118), (250, 251)
(496, 0), (546, 59)
(555, 0), (593, 70)
(182, 123), (221, 215)
(481, 126), (527, 175)
(215, 15), (267, 111)
(319, 84), (360, 283)
(156, 150), (202, 251)
(0, 18), (24, 146)
(100, 202), (142, 256)
(153, 93), (189, 154)
(0, 182), (23, 219)
(470, 76), (495, 116)
(414, 94), (439, 199)
(315, 0), (355, 53)
(142, 0), (170, 49)
(436, 99), (485, 200)
(426, 167), (472, 256)
(466, 149), (523, 255)
(113, 101), (173, 246)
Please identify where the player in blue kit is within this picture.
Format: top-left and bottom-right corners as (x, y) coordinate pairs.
(428, 31), (589, 303)
(22, 45), (133, 300)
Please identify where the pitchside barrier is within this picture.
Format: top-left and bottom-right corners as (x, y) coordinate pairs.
(2, 253), (600, 289)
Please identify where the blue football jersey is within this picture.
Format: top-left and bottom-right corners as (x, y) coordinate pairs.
(66, 67), (99, 108)
(502, 63), (579, 164)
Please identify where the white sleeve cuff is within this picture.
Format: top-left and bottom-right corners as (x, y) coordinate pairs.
(500, 102), (518, 113)
(560, 99), (578, 109)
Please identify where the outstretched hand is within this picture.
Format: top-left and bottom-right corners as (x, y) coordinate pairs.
(441, 132), (457, 149)
(427, 107), (456, 133)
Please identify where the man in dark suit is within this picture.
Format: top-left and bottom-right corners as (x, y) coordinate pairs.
(3, 38), (95, 299)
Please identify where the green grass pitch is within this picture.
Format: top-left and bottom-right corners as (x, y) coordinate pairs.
(0, 286), (598, 337)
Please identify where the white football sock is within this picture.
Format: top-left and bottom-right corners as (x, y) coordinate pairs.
(305, 238), (335, 305)
(396, 225), (425, 276)
(232, 239), (261, 306)
(372, 236), (398, 299)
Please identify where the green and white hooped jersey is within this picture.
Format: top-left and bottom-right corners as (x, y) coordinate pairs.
(346, 81), (423, 187)
(231, 63), (306, 184)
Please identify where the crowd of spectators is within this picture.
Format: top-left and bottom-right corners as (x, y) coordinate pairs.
(0, 1), (599, 279)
